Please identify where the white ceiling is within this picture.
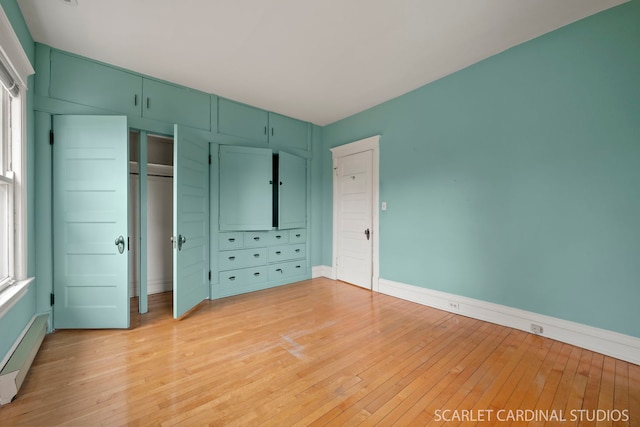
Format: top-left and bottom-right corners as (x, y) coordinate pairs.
(17, 0), (627, 126)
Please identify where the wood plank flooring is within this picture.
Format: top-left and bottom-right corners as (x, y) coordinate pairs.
(1, 278), (638, 426)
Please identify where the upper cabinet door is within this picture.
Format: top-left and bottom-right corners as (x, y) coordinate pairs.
(219, 145), (273, 231)
(278, 151), (307, 229)
(269, 113), (309, 151)
(50, 51), (142, 116)
(142, 79), (211, 131)
(218, 98), (269, 143)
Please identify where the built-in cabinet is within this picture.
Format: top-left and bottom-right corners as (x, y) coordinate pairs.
(216, 229), (307, 298)
(277, 151), (307, 229)
(219, 145), (273, 231)
(49, 50), (212, 131)
(37, 43), (312, 308)
(219, 145), (307, 231)
(218, 98), (309, 150)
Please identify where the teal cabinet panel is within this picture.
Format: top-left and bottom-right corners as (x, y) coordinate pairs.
(278, 151), (307, 229)
(219, 232), (244, 250)
(219, 146), (273, 231)
(269, 113), (309, 150)
(218, 266), (268, 287)
(50, 51), (142, 116)
(244, 231), (271, 247)
(289, 229), (307, 243)
(268, 244), (306, 263)
(266, 230), (289, 245)
(143, 79), (211, 130)
(268, 260), (306, 282)
(218, 247), (267, 271)
(218, 98), (269, 143)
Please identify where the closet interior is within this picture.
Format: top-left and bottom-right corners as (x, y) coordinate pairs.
(129, 131), (174, 300)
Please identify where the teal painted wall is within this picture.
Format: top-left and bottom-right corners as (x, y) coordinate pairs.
(0, 0), (37, 362)
(322, 1), (640, 338)
(310, 124), (323, 267)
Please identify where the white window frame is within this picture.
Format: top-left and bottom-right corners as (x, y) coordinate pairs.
(0, 5), (35, 318)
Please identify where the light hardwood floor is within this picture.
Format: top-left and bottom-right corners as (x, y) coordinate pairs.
(1, 278), (638, 426)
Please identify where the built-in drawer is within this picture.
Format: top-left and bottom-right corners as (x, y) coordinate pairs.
(267, 244), (306, 263)
(218, 266), (268, 287)
(267, 230), (289, 245)
(218, 247), (267, 271)
(289, 229), (307, 243)
(244, 231), (270, 248)
(219, 232), (244, 250)
(268, 260), (306, 281)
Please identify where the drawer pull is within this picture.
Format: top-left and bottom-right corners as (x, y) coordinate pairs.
(275, 251), (282, 255)
(254, 237), (260, 241)
(276, 268), (283, 274)
(295, 249), (301, 253)
(254, 253), (260, 258)
(228, 238), (235, 242)
(295, 234), (301, 238)
(254, 272), (261, 277)
(229, 276), (236, 281)
(228, 256), (236, 261)
(276, 235), (282, 239)
(296, 265), (301, 269)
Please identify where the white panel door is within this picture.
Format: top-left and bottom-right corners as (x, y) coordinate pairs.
(336, 150), (373, 289)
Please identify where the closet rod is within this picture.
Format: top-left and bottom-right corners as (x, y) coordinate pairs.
(129, 172), (173, 178)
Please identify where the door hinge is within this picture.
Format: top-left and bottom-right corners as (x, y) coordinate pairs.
(49, 130), (54, 145)
(50, 293), (55, 306)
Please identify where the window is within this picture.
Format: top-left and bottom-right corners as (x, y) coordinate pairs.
(0, 5), (35, 316)
(0, 85), (16, 293)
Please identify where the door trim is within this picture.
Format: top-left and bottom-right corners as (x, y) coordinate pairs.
(330, 135), (380, 291)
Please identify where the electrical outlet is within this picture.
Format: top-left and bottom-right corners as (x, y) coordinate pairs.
(448, 301), (459, 311)
(531, 324), (544, 335)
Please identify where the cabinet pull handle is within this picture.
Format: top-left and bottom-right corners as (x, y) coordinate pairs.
(228, 238), (235, 242)
(264, 126), (267, 135)
(275, 251), (282, 255)
(146, 97), (150, 109)
(254, 253), (260, 258)
(254, 237), (260, 241)
(276, 268), (283, 274)
(229, 276), (236, 281)
(134, 94), (138, 106)
(295, 249), (300, 253)
(276, 235), (282, 239)
(228, 256), (236, 261)
(271, 127), (274, 136)
(295, 265), (301, 269)
(254, 272), (261, 277)
(295, 234), (301, 238)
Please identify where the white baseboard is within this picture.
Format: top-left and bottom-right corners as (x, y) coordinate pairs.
(129, 280), (172, 297)
(312, 265), (335, 280)
(378, 278), (640, 366)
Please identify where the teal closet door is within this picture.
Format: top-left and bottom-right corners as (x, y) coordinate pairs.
(173, 125), (210, 318)
(52, 115), (130, 329)
(219, 145), (273, 231)
(218, 98), (269, 143)
(278, 151), (307, 229)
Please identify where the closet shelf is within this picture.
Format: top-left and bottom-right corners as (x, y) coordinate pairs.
(129, 161), (174, 177)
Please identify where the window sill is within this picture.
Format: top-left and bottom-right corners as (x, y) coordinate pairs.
(0, 277), (34, 320)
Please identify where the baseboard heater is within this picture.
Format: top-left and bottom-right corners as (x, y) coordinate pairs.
(0, 314), (48, 405)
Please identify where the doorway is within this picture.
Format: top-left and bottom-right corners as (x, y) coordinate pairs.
(330, 135), (380, 291)
(129, 131), (174, 313)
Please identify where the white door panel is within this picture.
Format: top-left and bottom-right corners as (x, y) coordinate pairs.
(336, 150), (373, 289)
